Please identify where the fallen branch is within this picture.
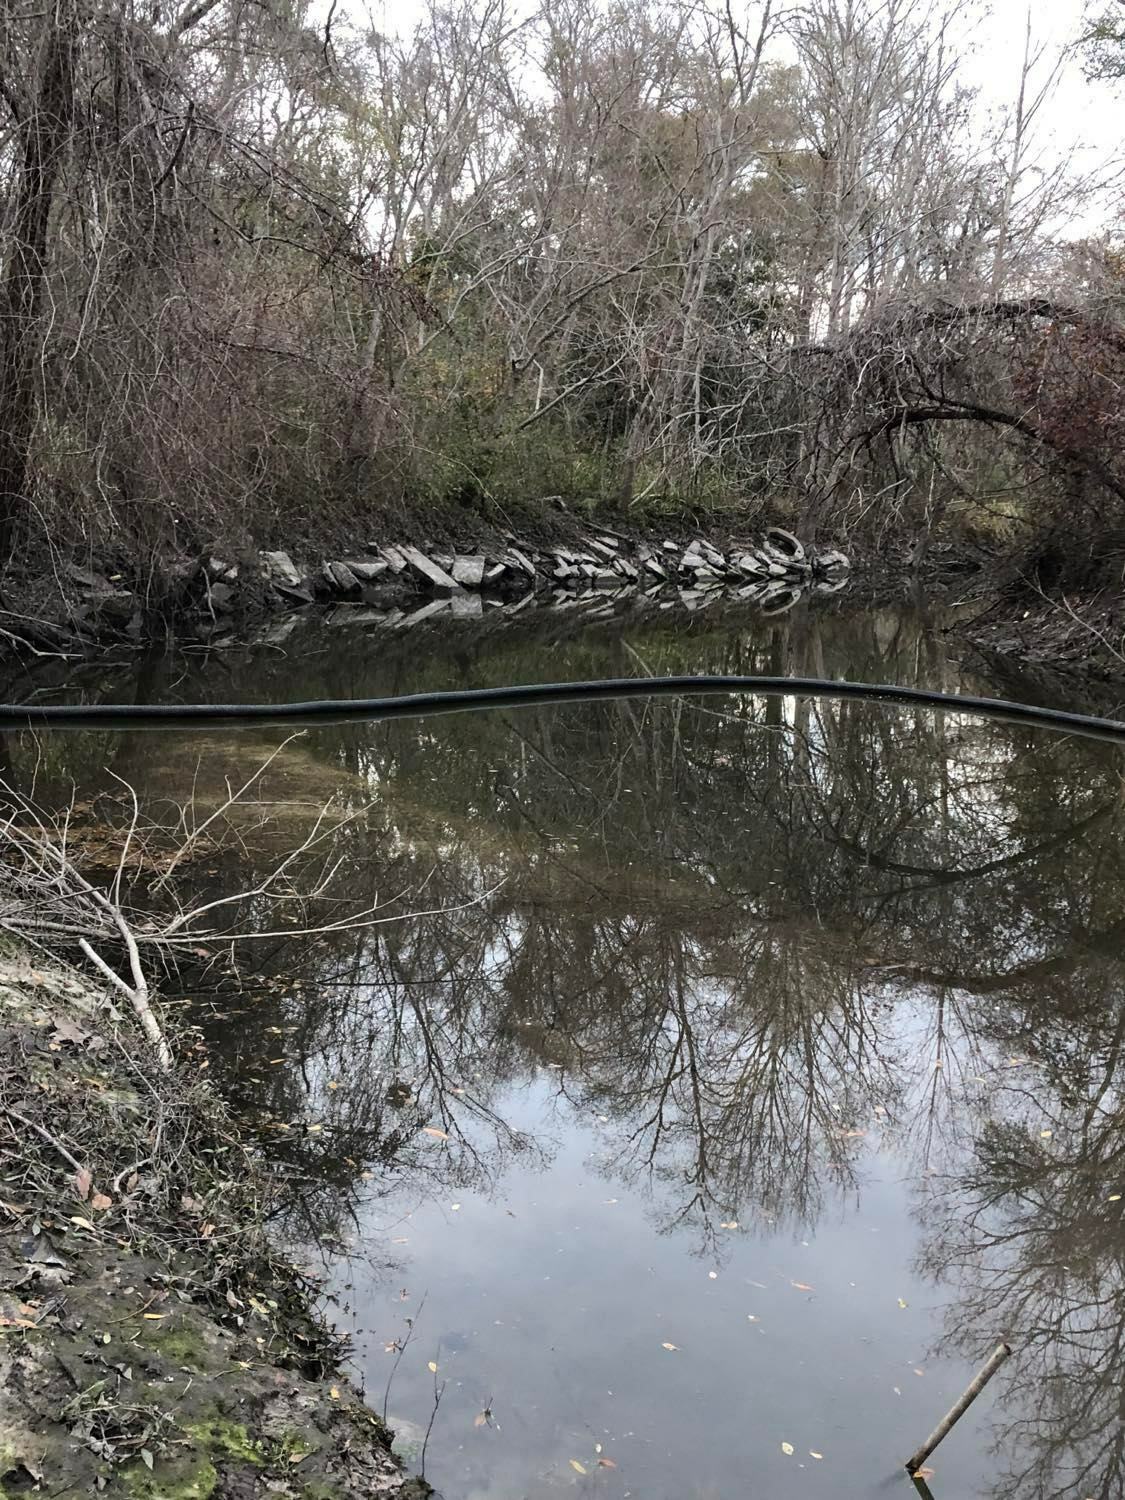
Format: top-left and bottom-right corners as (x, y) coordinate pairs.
(2, 1104), (86, 1174)
(905, 1341), (1012, 1475)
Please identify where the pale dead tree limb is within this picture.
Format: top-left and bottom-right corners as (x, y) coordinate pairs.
(78, 934), (172, 1072)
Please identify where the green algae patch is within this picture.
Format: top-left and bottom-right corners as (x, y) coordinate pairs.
(120, 1452), (219, 1499)
(183, 1414), (265, 1465)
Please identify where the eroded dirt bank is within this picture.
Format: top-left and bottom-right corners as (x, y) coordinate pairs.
(0, 950), (429, 1500)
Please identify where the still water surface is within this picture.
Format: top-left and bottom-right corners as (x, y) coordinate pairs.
(8, 598), (1125, 1500)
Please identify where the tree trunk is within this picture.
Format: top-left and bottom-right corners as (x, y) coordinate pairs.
(0, 1), (77, 559)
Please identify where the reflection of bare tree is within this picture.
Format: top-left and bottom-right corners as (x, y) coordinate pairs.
(6, 603), (1125, 1494)
(919, 985), (1125, 1500)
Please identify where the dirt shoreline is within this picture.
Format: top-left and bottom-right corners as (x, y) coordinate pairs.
(3, 522), (1124, 704)
(2, 517), (848, 656)
(0, 948), (430, 1500)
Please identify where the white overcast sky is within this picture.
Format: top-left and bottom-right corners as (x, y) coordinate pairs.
(962, 0), (1121, 189)
(364, 0), (1123, 228)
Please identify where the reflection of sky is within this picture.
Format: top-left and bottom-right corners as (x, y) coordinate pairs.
(331, 1055), (1005, 1500)
(31, 601), (1119, 1500)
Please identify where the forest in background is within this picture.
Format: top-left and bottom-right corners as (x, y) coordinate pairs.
(0, 0), (1122, 593)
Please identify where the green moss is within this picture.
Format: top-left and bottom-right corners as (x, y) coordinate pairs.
(183, 1415), (264, 1465)
(116, 1412), (272, 1497)
(119, 1453), (218, 1499)
(271, 1428), (319, 1466)
(146, 1327), (209, 1367)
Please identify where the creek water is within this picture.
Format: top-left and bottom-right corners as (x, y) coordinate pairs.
(6, 596), (1125, 1500)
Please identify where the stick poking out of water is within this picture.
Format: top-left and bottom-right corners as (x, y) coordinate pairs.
(904, 1341), (1011, 1476)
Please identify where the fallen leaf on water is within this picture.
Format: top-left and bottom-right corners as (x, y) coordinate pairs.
(474, 1412), (488, 1428)
(893, 1386), (902, 1395)
(661, 1342), (678, 1351)
(781, 1442), (794, 1455)
(898, 1298), (908, 1309)
(708, 1271), (718, 1280)
(913, 1367), (925, 1376)
(597, 1457), (617, 1469)
(392, 1237), (409, 1244)
(428, 1361), (439, 1373)
(791, 1281), (814, 1292)
(810, 1451), (824, 1460)
(720, 1220), (738, 1229)
(569, 1459), (587, 1474)
(451, 1203), (462, 1212)
(747, 1314), (759, 1322)
(421, 1126), (449, 1140)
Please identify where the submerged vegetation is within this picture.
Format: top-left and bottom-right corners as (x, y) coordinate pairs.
(0, 0), (1120, 605)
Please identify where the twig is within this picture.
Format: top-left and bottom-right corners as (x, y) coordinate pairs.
(2, 1104), (86, 1175)
(382, 1291), (427, 1423)
(904, 1341), (1012, 1475)
(420, 1349), (445, 1481)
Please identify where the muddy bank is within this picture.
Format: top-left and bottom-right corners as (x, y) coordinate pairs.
(0, 948), (429, 1500)
(956, 587), (1125, 693)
